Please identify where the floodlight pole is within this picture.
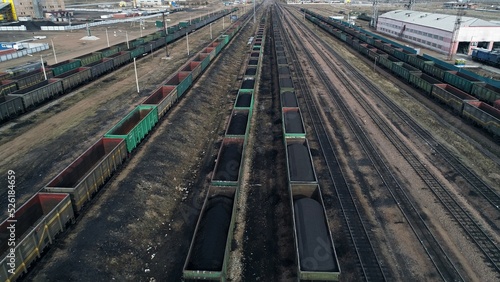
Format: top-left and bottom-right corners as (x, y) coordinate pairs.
(210, 23), (213, 40)
(106, 28), (110, 47)
(50, 39), (58, 63)
(126, 31), (130, 49)
(41, 55), (47, 80)
(162, 12), (169, 58)
(186, 32), (190, 56)
(133, 58), (139, 93)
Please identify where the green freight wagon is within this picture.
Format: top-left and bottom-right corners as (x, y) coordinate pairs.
(406, 54), (433, 70)
(408, 72), (441, 95)
(179, 21), (189, 28)
(44, 138), (128, 212)
(130, 38), (144, 48)
(74, 52), (103, 66)
(183, 186), (237, 281)
(0, 193), (74, 282)
(471, 83), (500, 104)
(130, 45), (146, 59)
(49, 59), (82, 76)
(443, 71), (486, 94)
(104, 105), (159, 153)
(391, 62), (421, 82)
(165, 71), (192, 98)
(422, 62), (449, 81)
(96, 46), (120, 58)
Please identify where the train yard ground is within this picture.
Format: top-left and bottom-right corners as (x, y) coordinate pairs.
(1, 0), (500, 281)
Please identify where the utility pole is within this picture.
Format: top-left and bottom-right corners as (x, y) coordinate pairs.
(448, 8), (466, 61)
(162, 12), (169, 58)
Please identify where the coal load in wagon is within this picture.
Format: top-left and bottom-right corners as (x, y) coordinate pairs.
(227, 112), (248, 135)
(284, 110), (304, 134)
(236, 93), (252, 107)
(188, 196), (233, 270)
(287, 143), (315, 181)
(281, 91), (298, 107)
(213, 142), (243, 181)
(294, 198), (337, 272)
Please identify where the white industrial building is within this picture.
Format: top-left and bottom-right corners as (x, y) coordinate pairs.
(376, 10), (500, 55)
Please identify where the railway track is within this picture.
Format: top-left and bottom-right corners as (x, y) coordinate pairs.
(276, 5), (472, 281)
(292, 7), (500, 274)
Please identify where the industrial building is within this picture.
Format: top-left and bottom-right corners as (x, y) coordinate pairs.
(376, 10), (500, 56)
(0, 0), (64, 20)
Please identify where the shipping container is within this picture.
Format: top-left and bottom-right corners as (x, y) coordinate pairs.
(471, 83), (500, 105)
(443, 71), (486, 94)
(0, 193), (74, 282)
(285, 138), (317, 184)
(183, 186), (237, 281)
(104, 105), (159, 153)
(408, 73), (442, 95)
(290, 184), (340, 281)
(44, 138), (128, 212)
(141, 86), (177, 118)
(49, 60), (82, 76)
(211, 138), (244, 186)
(283, 107), (306, 139)
(165, 71), (193, 98)
(431, 84), (478, 113)
(0, 96), (24, 122)
(10, 80), (64, 109)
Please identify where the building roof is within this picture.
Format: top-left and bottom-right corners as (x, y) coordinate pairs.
(379, 10), (500, 32)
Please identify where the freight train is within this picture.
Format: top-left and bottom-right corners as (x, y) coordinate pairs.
(274, 8), (341, 281)
(303, 9), (500, 139)
(182, 13), (262, 282)
(0, 10), (234, 124)
(472, 48), (500, 68)
(0, 13), (243, 282)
